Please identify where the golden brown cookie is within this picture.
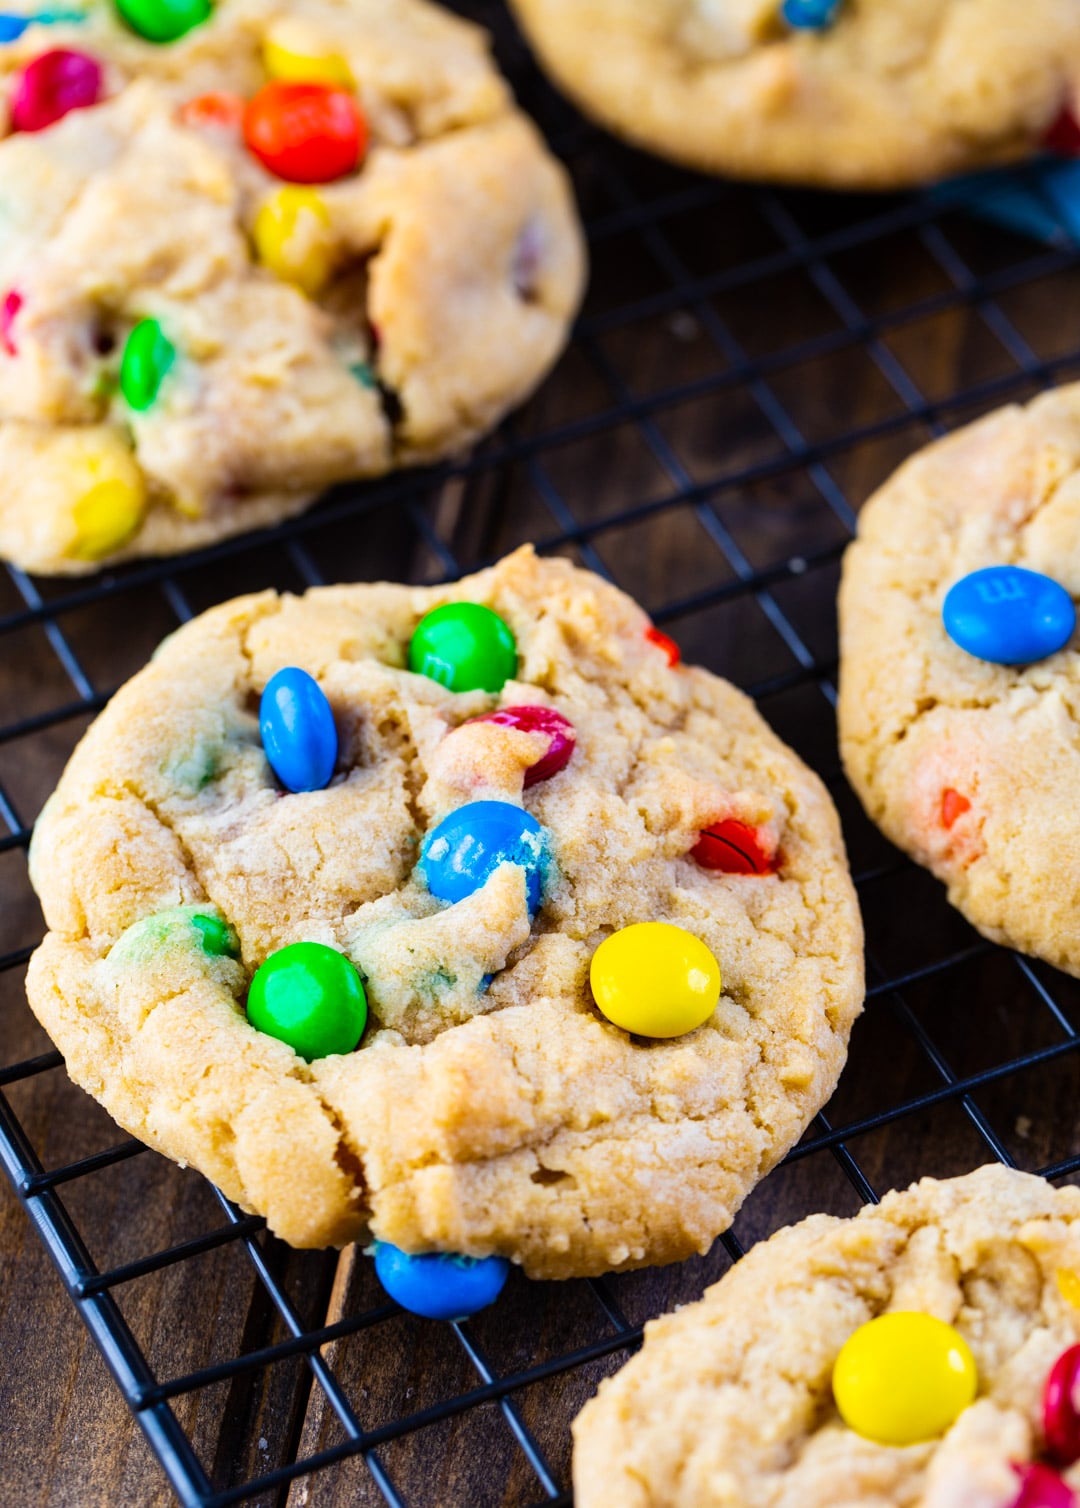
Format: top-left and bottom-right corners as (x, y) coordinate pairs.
(839, 384), (1080, 975)
(508, 0), (1080, 189)
(26, 548), (863, 1276)
(573, 1165), (1080, 1508)
(0, 0), (585, 573)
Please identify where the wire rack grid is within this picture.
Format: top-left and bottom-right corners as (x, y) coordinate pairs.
(4, 5), (1080, 1505)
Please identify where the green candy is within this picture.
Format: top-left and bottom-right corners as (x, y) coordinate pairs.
(120, 319), (175, 410)
(114, 0), (210, 41)
(408, 603), (517, 694)
(191, 913), (239, 959)
(246, 942), (366, 1062)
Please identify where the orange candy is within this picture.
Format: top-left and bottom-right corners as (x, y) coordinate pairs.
(941, 788), (971, 829)
(177, 91), (245, 130)
(645, 624), (680, 666)
(242, 81), (366, 184)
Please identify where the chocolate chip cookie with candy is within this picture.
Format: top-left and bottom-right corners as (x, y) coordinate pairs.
(27, 548), (863, 1278)
(507, 0), (1080, 189)
(0, 0), (585, 572)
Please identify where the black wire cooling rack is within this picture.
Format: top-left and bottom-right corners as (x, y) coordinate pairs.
(6, 6), (1080, 1505)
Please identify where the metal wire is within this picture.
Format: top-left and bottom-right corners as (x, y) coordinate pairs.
(3, 3), (1080, 1503)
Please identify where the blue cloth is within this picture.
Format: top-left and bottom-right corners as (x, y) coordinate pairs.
(930, 159), (1080, 245)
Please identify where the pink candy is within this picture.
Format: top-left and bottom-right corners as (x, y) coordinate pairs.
(1011, 1464), (1077, 1508)
(12, 49), (103, 134)
(1, 290), (22, 357)
(469, 705), (576, 787)
(1045, 1346), (1080, 1467)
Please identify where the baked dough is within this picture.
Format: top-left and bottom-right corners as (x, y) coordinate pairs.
(508, 0), (1080, 189)
(27, 548), (863, 1276)
(574, 1165), (1080, 1507)
(0, 0), (585, 572)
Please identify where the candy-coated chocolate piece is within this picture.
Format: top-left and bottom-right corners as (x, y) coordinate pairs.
(409, 602), (517, 694)
(782, 0), (841, 25)
(831, 1312), (977, 1446)
(70, 477), (145, 559)
(253, 185), (334, 296)
(11, 47), (102, 132)
(190, 912), (239, 958)
(645, 624), (680, 666)
(243, 80), (365, 185)
(1011, 1463), (1078, 1508)
(420, 800), (547, 916)
(348, 360), (376, 389)
(589, 922), (721, 1038)
(114, 0), (209, 43)
(263, 36), (351, 88)
(373, 1242), (509, 1321)
(1044, 105), (1080, 157)
(691, 818), (774, 875)
(246, 941), (366, 1061)
(943, 565), (1076, 666)
(1044, 1345), (1080, 1466)
(0, 12), (30, 39)
(940, 788), (971, 830)
(119, 318), (175, 411)
(469, 705), (575, 786)
(1, 290), (22, 357)
(1059, 1270), (1080, 1309)
(177, 90), (244, 129)
(260, 666), (338, 793)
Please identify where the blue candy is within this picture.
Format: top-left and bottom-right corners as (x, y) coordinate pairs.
(373, 1242), (510, 1321)
(259, 667), (338, 793)
(420, 800), (547, 917)
(0, 12), (30, 37)
(942, 566), (1076, 666)
(782, 0), (841, 28)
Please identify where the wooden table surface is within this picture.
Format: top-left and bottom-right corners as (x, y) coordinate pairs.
(5, 16), (1080, 1502)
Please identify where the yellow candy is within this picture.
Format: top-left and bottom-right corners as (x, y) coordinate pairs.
(832, 1313), (977, 1446)
(253, 186), (335, 297)
(71, 479), (145, 559)
(263, 35), (352, 88)
(589, 921), (721, 1038)
(1058, 1269), (1080, 1309)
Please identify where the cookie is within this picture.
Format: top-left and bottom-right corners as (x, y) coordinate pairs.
(26, 547), (863, 1278)
(0, 0), (585, 575)
(507, 0), (1080, 189)
(573, 1165), (1080, 1508)
(838, 385), (1080, 975)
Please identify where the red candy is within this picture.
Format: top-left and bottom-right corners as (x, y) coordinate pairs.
(1011, 1464), (1077, 1508)
(940, 788), (971, 829)
(645, 624), (681, 666)
(1, 290), (22, 358)
(243, 81), (366, 184)
(470, 705), (576, 787)
(1045, 1346), (1080, 1467)
(12, 48), (103, 134)
(691, 819), (776, 875)
(1043, 105), (1080, 157)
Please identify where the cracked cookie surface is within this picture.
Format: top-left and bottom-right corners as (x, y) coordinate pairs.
(27, 549), (862, 1276)
(507, 0), (1080, 189)
(573, 1165), (1080, 1508)
(839, 384), (1080, 975)
(0, 0), (585, 575)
